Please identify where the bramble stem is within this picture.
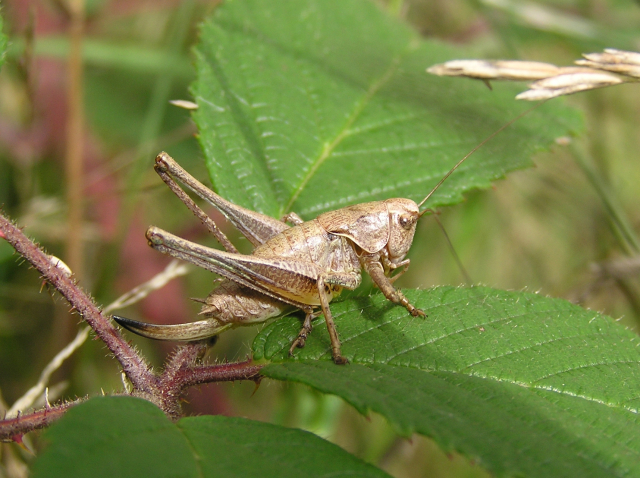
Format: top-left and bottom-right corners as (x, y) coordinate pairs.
(0, 212), (155, 394)
(0, 400), (81, 441)
(0, 211), (265, 433)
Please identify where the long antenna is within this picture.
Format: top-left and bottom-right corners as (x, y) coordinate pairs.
(417, 102), (546, 214)
(430, 211), (473, 284)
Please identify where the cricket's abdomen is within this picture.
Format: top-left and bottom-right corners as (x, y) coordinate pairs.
(200, 280), (291, 325)
(114, 279), (293, 342)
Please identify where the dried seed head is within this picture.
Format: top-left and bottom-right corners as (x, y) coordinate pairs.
(169, 99), (199, 110)
(516, 70), (623, 100)
(428, 48), (638, 101)
(583, 49), (640, 66)
(576, 49), (640, 79)
(428, 60), (561, 81)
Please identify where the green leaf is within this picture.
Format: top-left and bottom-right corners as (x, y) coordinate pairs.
(32, 396), (391, 478)
(191, 0), (582, 219)
(254, 287), (640, 478)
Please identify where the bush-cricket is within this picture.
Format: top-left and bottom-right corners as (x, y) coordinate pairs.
(114, 108), (536, 364)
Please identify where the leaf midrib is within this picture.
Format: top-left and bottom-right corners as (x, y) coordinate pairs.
(280, 46), (412, 216)
(271, 360), (639, 414)
(177, 422), (205, 478)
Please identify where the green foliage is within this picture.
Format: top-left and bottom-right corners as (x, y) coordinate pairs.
(256, 287), (640, 477)
(191, 0), (582, 219)
(33, 396), (391, 478)
(7, 0), (640, 477)
(35, 289), (640, 477)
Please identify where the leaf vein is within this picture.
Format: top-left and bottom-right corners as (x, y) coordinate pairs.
(531, 360), (640, 384)
(459, 332), (634, 371)
(281, 49), (408, 214)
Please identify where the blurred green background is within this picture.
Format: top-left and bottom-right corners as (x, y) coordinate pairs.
(1, 1), (639, 477)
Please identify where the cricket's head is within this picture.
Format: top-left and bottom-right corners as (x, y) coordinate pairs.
(384, 198), (420, 263)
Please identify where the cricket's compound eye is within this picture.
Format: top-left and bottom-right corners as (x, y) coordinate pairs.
(399, 214), (415, 230)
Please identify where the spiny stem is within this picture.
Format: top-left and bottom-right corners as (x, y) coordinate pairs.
(0, 212), (155, 395)
(0, 399), (82, 441)
(173, 358), (263, 389)
(0, 210), (264, 429)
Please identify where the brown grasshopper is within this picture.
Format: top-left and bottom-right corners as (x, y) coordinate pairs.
(114, 114), (525, 364)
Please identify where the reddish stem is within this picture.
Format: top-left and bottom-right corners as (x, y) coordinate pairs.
(0, 213), (155, 395)
(0, 400), (81, 441)
(0, 210), (266, 431)
(173, 358), (263, 388)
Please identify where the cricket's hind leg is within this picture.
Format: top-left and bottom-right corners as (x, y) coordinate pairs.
(153, 152), (238, 254)
(155, 152), (290, 247)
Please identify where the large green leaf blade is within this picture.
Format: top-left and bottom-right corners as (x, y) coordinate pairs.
(265, 363), (640, 478)
(180, 415), (390, 477)
(32, 396), (391, 478)
(32, 396), (198, 478)
(191, 0), (582, 218)
(253, 287), (640, 477)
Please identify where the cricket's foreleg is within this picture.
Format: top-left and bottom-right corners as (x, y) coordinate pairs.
(386, 259), (411, 284)
(361, 255), (425, 318)
(380, 251), (410, 283)
(388, 264), (409, 284)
